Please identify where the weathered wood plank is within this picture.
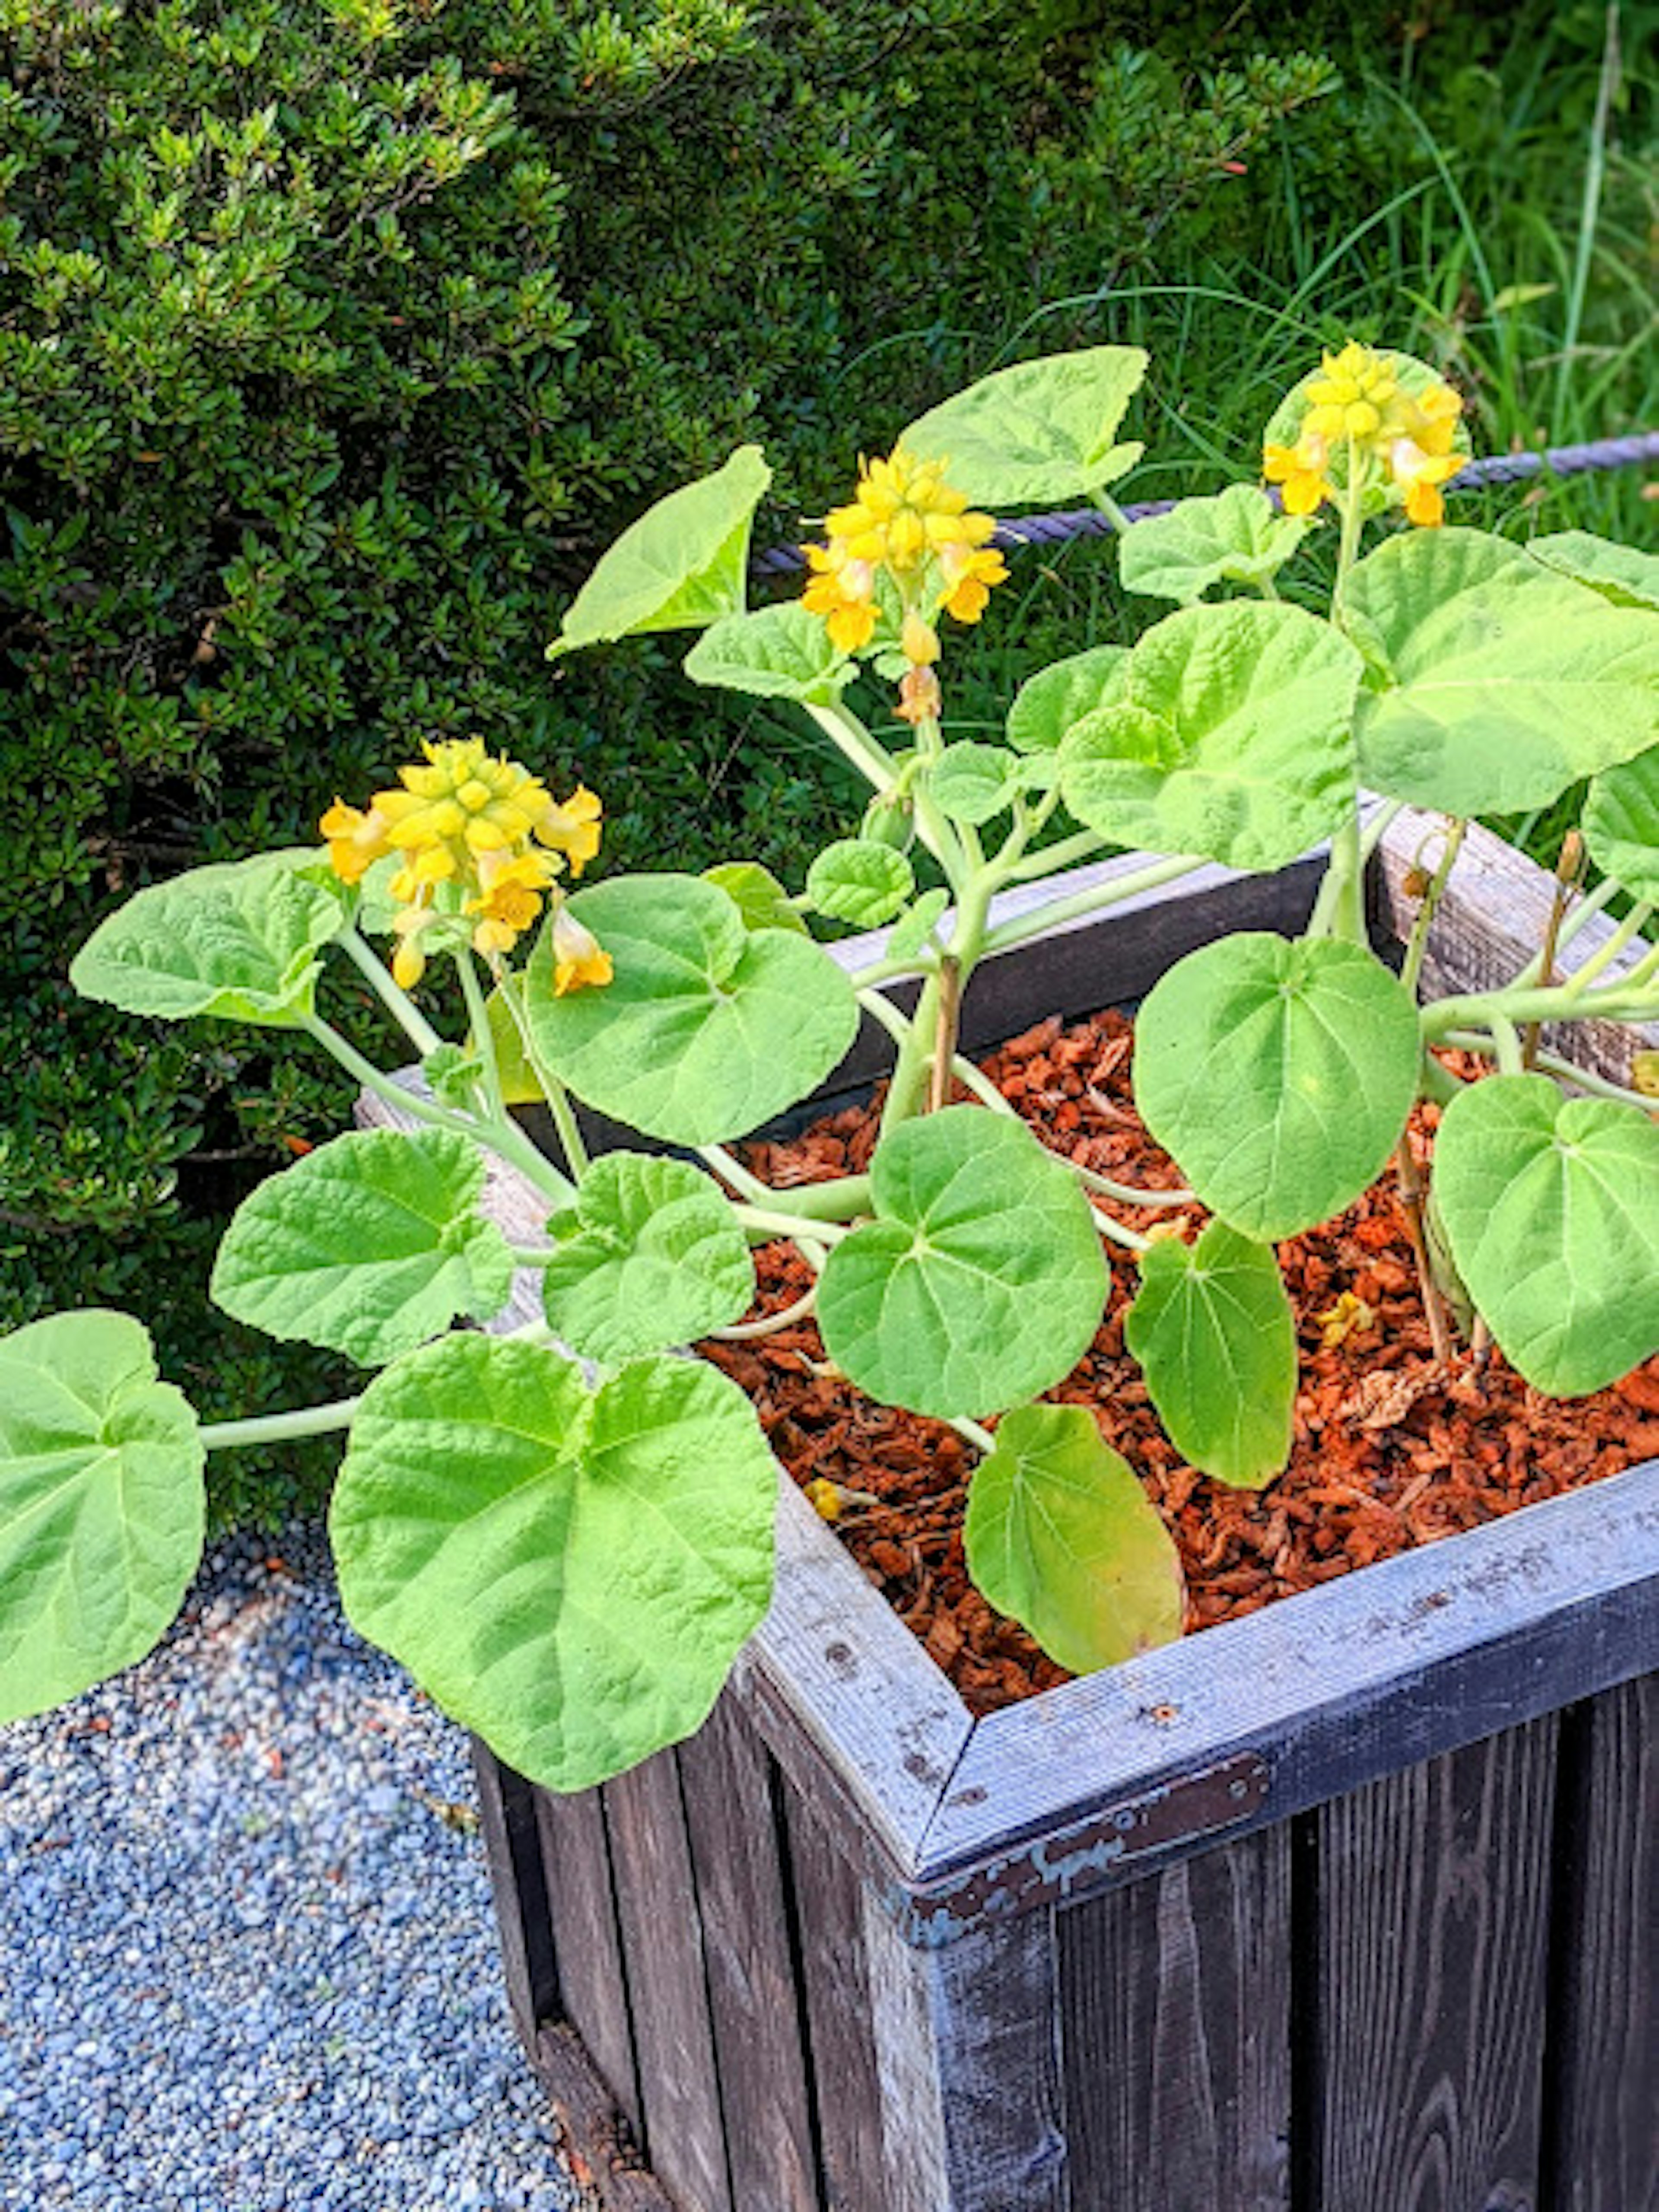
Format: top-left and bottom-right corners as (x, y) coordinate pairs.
(534, 1783), (643, 2142)
(1544, 1676), (1659, 2212)
(604, 1746), (734, 2212)
(677, 1694), (821, 2212)
(1058, 1826), (1292, 2212)
(1312, 1721), (1559, 2212)
(529, 2019), (678, 2212)
(471, 1744), (560, 2052)
(915, 1461), (1659, 1905)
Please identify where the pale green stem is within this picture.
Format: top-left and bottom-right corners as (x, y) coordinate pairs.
(1091, 1202), (1152, 1255)
(1489, 1012), (1526, 1078)
(1091, 488), (1134, 534)
(857, 985), (918, 1052)
(810, 698), (965, 876)
(458, 950), (506, 1127)
(337, 927), (445, 1056)
(848, 950), (941, 989)
(1511, 876), (1625, 980)
(1423, 979), (1659, 1036)
(737, 1204), (853, 1245)
(696, 1147), (871, 1223)
(1069, 1159), (1195, 1208)
(1000, 826), (1112, 885)
(1437, 1032), (1659, 1109)
(1399, 817), (1468, 997)
(1357, 798), (1406, 864)
(199, 1397), (362, 1451)
(944, 1051), (1019, 1117)
(493, 972), (590, 1179)
(981, 853), (1205, 958)
(1311, 458), (1371, 945)
(947, 1414), (997, 1457)
(1558, 901), (1654, 998)
(711, 1286), (819, 1341)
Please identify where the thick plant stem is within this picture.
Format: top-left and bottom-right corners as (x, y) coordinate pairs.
(712, 1287), (818, 1341)
(736, 1204), (852, 1246)
(1399, 817), (1468, 996)
(698, 1147), (871, 1222)
(982, 852), (1204, 958)
(1521, 830), (1585, 1069)
(1394, 1137), (1455, 1363)
(199, 1397), (362, 1451)
(494, 972), (590, 1179)
(928, 959), (962, 1112)
(338, 927), (445, 1057)
(458, 951), (506, 1127)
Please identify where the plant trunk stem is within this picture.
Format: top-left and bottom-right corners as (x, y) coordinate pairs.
(199, 1397), (362, 1451)
(1393, 1134), (1456, 1365)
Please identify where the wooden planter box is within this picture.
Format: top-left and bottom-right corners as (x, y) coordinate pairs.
(373, 809), (1659, 2212)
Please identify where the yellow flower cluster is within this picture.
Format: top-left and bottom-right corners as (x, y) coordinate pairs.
(1263, 344), (1467, 527)
(801, 446), (1008, 658)
(321, 738), (610, 994)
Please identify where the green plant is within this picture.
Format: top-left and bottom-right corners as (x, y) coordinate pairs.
(3, 340), (1655, 1793)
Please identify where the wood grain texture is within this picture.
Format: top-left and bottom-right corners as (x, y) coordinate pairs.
(529, 2019), (678, 2212)
(470, 1744), (559, 2052)
(920, 1461), (1659, 1891)
(1058, 1827), (1292, 2212)
(1312, 1721), (1559, 2212)
(1545, 1677), (1659, 2212)
(604, 1747), (733, 2212)
(534, 1782), (643, 2142)
(677, 1694), (821, 2212)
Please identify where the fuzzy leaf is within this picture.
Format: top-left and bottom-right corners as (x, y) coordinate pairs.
(540, 1154), (754, 1363)
(329, 1336), (778, 1793)
(1431, 1075), (1659, 1395)
(1125, 1221), (1296, 1485)
(70, 851), (347, 1027)
(210, 1129), (516, 1366)
(684, 601), (853, 702)
(1526, 530), (1659, 612)
(702, 860), (810, 936)
(964, 1404), (1182, 1672)
(548, 446), (770, 656)
(1006, 645), (1130, 753)
(929, 743), (1021, 825)
(524, 874), (859, 1145)
(1118, 485), (1313, 604)
(1582, 746), (1659, 903)
(806, 839), (915, 927)
(886, 888), (951, 962)
(1349, 529), (1659, 814)
(1059, 601), (1363, 871)
(1134, 934), (1421, 1241)
(0, 1312), (204, 1724)
(817, 1107), (1107, 1419)
(901, 346), (1148, 507)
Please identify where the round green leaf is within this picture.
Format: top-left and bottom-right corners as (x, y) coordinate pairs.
(524, 874), (859, 1145)
(210, 1129), (516, 1367)
(1526, 531), (1659, 613)
(328, 1336), (779, 1792)
(1134, 934), (1421, 1241)
(1348, 529), (1659, 815)
(702, 860), (810, 936)
(817, 1107), (1108, 1420)
(1583, 745), (1659, 903)
(901, 346), (1148, 507)
(1125, 1221), (1296, 1486)
(0, 1311), (205, 1725)
(1059, 601), (1363, 872)
(928, 743), (1020, 825)
(684, 602), (853, 703)
(806, 839), (915, 927)
(886, 887), (951, 963)
(1432, 1074), (1659, 1395)
(964, 1404), (1183, 1673)
(547, 445), (771, 657)
(1006, 645), (1129, 753)
(1118, 485), (1313, 605)
(69, 851), (348, 1027)
(541, 1154), (755, 1363)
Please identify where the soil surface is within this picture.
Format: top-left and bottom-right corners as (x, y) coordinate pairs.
(702, 1006), (1659, 1715)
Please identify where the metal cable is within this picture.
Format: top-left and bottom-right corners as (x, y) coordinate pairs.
(749, 427), (1659, 579)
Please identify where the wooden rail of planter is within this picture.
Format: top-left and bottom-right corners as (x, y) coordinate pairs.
(362, 812), (1658, 2212)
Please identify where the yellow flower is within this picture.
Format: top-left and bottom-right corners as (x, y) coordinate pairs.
(390, 907), (439, 992)
(319, 799), (392, 885)
(537, 785), (603, 876)
(939, 543), (1008, 625)
(550, 903), (613, 998)
(466, 850), (559, 958)
(801, 540), (880, 653)
(895, 664), (942, 726)
(1387, 438), (1465, 527)
(1263, 431), (1335, 518)
(900, 612), (941, 667)
(826, 447), (995, 574)
(1303, 342), (1400, 442)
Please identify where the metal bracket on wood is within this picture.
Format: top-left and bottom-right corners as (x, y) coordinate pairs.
(884, 1751), (1272, 1947)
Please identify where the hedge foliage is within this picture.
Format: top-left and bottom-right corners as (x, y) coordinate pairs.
(1, 0), (1646, 1521)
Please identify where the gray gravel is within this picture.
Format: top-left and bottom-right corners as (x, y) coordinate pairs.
(0, 1528), (581, 2211)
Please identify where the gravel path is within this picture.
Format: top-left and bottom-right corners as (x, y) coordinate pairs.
(0, 1529), (581, 2212)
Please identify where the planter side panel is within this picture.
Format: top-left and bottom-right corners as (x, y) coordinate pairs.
(535, 1783), (644, 2142)
(1545, 1675), (1659, 2212)
(1057, 1825), (1293, 2211)
(1311, 1719), (1559, 2212)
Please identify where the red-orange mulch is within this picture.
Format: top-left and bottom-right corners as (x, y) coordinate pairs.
(700, 1007), (1659, 1715)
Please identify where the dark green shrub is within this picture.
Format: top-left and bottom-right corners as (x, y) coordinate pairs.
(2, 0), (1649, 1523)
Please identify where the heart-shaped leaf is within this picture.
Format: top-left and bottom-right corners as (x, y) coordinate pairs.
(684, 602), (854, 703)
(929, 743), (1021, 825)
(817, 1106), (1107, 1419)
(1059, 601), (1363, 872)
(1526, 530), (1659, 613)
(1118, 485), (1313, 604)
(1134, 934), (1421, 1241)
(329, 1335), (779, 1792)
(886, 887), (951, 963)
(0, 1311), (204, 1724)
(1582, 746), (1659, 903)
(70, 851), (347, 1027)
(1431, 1074), (1659, 1395)
(210, 1128), (516, 1366)
(964, 1403), (1183, 1672)
(548, 446), (771, 657)
(524, 874), (859, 1145)
(702, 860), (810, 936)
(1125, 1220), (1296, 1485)
(1006, 645), (1129, 753)
(901, 346), (1148, 508)
(540, 1154), (755, 1363)
(806, 839), (915, 927)
(1348, 529), (1659, 814)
